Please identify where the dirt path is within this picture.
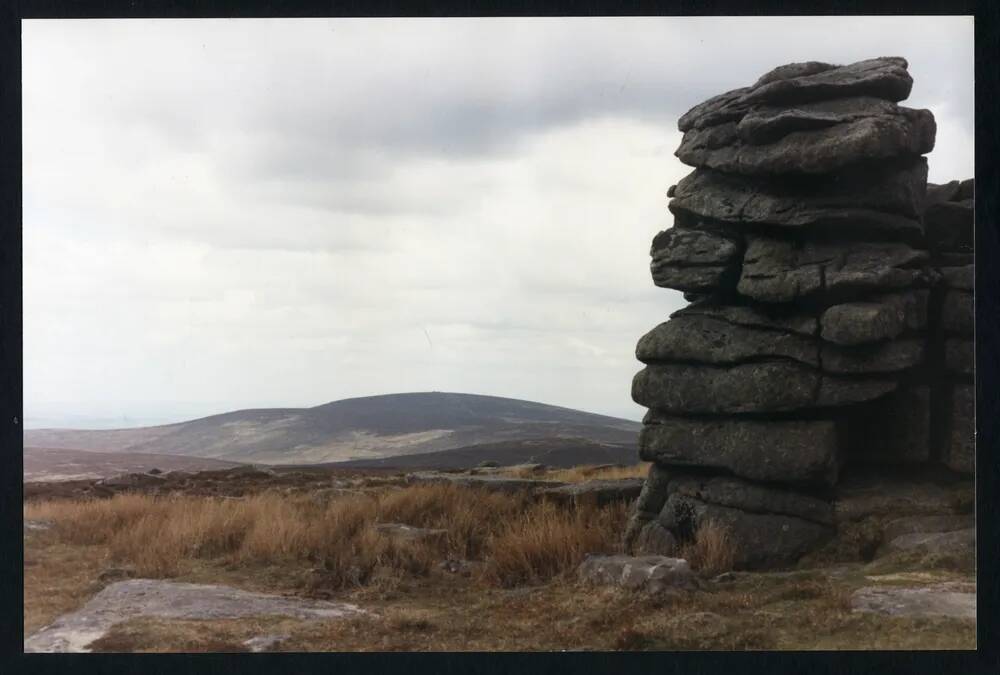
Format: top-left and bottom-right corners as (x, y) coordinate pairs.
(24, 579), (368, 653)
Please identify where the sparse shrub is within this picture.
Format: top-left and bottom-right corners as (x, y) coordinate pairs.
(678, 519), (736, 575)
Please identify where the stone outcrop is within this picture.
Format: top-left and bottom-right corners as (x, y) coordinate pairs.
(625, 56), (974, 570)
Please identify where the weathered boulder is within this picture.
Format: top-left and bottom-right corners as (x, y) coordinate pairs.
(677, 57), (914, 133)
(639, 312), (922, 374)
(634, 463), (672, 516)
(658, 494), (833, 569)
(820, 338), (924, 374)
(738, 236), (928, 303)
(743, 56), (914, 106)
(673, 300), (818, 336)
(941, 290), (974, 334)
(540, 478), (644, 507)
(670, 163), (927, 234)
(737, 97), (923, 144)
(650, 226), (743, 265)
(632, 520), (678, 556)
(667, 473), (834, 525)
(676, 104), (934, 174)
(649, 227), (744, 292)
(945, 338), (974, 376)
(819, 290), (928, 345)
(632, 361), (896, 414)
(639, 414), (840, 485)
(577, 554), (696, 592)
(945, 385), (975, 474)
(636, 314), (818, 367)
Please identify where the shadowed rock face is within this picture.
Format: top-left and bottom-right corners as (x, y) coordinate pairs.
(638, 415), (840, 486)
(658, 493), (834, 570)
(627, 55), (973, 570)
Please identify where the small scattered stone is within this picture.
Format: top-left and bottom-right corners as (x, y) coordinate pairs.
(242, 634), (290, 652)
(577, 554), (695, 593)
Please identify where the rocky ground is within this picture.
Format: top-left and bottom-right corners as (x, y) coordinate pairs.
(23, 464), (976, 652)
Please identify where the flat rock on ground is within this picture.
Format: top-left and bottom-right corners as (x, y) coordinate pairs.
(877, 528), (975, 559)
(577, 554), (696, 593)
(24, 579), (367, 653)
(850, 582), (975, 620)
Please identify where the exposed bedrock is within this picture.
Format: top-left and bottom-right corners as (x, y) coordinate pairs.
(638, 414), (840, 486)
(819, 290), (928, 345)
(665, 473), (834, 526)
(678, 57), (914, 133)
(672, 300), (818, 336)
(636, 312), (924, 374)
(676, 103), (934, 175)
(649, 227), (743, 292)
(632, 361), (897, 415)
(636, 314), (819, 367)
(669, 162), (927, 234)
(658, 493), (833, 569)
(737, 236), (929, 303)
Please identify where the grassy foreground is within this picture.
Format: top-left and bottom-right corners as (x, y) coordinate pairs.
(23, 465), (976, 651)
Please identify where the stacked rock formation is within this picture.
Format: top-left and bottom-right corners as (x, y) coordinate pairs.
(925, 179), (975, 473)
(625, 57), (974, 569)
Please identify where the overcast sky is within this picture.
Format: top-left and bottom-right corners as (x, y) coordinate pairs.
(23, 17), (974, 428)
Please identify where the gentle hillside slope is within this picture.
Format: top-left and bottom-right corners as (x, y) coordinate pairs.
(322, 437), (637, 470)
(23, 447), (245, 483)
(24, 392), (641, 465)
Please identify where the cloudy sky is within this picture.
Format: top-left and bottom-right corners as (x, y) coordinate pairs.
(23, 17), (973, 428)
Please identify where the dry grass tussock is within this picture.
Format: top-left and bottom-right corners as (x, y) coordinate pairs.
(24, 484), (628, 588)
(678, 520), (736, 576)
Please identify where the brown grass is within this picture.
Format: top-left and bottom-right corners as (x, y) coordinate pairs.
(531, 462), (650, 483)
(24, 484), (627, 589)
(482, 501), (628, 587)
(678, 520), (736, 576)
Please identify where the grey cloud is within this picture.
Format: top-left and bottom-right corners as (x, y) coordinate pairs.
(22, 17), (974, 425)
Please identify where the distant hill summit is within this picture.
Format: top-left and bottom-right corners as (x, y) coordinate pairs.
(24, 392), (641, 465)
